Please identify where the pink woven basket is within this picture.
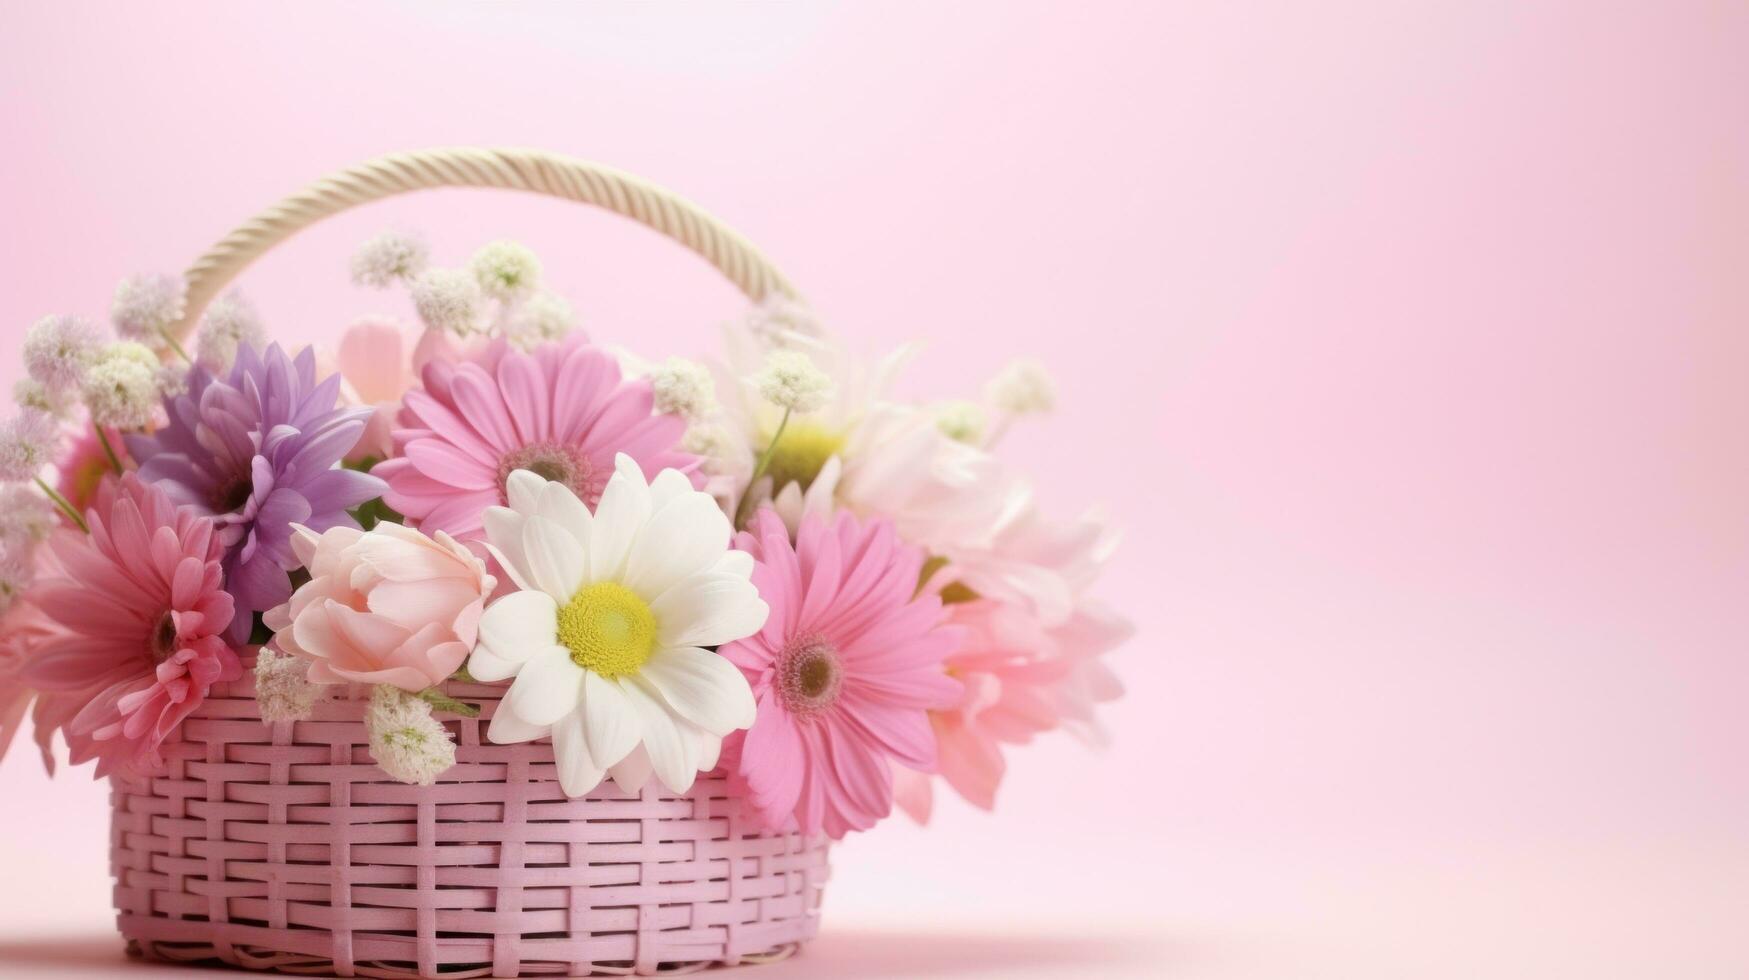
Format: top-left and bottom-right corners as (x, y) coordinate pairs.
(107, 149), (830, 978)
(112, 672), (830, 978)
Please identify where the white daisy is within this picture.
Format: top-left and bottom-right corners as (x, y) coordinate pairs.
(468, 455), (767, 797)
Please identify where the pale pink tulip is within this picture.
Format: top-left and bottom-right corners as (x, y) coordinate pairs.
(264, 521), (495, 692)
(336, 317), (417, 463)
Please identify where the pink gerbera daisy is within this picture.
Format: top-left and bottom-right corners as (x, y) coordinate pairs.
(721, 509), (963, 838)
(376, 336), (699, 541)
(22, 475), (241, 776)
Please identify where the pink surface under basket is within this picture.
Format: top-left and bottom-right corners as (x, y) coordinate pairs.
(105, 148), (833, 978)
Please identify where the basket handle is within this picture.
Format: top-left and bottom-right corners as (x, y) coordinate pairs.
(169, 146), (796, 340)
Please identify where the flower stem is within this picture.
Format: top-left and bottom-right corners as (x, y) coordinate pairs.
(94, 424), (124, 475)
(158, 328), (193, 365)
(732, 406), (792, 530)
(417, 687), (480, 717)
(34, 476), (87, 533)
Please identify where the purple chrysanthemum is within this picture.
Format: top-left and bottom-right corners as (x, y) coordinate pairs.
(126, 343), (385, 642)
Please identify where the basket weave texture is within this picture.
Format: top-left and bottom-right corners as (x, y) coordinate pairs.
(109, 673), (830, 978)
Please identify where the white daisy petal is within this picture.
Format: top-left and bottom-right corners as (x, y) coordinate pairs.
(650, 574), (768, 649)
(537, 480), (593, 560)
(688, 719), (722, 772)
(506, 468), (545, 513)
(638, 646), (758, 737)
(623, 492), (733, 598)
(712, 550), (754, 579)
(622, 677), (699, 793)
(486, 706), (551, 745)
(648, 467), (695, 511)
(505, 647), (585, 727)
(589, 457), (652, 583)
(608, 744), (654, 795)
(522, 515), (585, 601)
(582, 671), (640, 769)
(552, 708), (605, 797)
(472, 590), (559, 681)
(483, 507), (531, 588)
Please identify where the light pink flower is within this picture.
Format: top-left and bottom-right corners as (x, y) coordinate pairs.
(22, 475), (241, 777)
(891, 597), (1131, 823)
(720, 509), (963, 839)
(54, 424), (128, 523)
(265, 521), (495, 692)
(336, 317), (417, 463)
(376, 335), (699, 542)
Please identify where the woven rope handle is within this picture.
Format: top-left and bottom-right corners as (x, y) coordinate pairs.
(170, 146), (796, 339)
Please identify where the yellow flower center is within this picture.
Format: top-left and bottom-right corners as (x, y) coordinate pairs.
(763, 421), (845, 492)
(556, 582), (657, 678)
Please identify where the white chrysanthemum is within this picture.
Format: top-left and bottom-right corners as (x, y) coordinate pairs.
(410, 268), (483, 335)
(81, 342), (161, 430)
(468, 457), (766, 797)
(13, 377), (71, 417)
(0, 410), (58, 482)
(351, 230), (430, 287)
(0, 484), (54, 547)
(987, 358), (1056, 415)
(935, 401), (987, 444)
(194, 291), (266, 372)
(651, 357), (716, 421)
(752, 350), (832, 414)
(23, 314), (99, 392)
(471, 240), (542, 301)
(254, 647), (325, 723)
(365, 685), (456, 785)
(504, 290), (577, 349)
(111, 274), (185, 348)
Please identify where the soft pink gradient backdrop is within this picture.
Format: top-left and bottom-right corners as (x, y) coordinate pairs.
(2, 3), (1745, 977)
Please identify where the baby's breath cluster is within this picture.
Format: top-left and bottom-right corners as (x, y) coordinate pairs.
(987, 359), (1056, 416)
(254, 647), (325, 724)
(354, 230), (581, 349)
(110, 274), (185, 350)
(82, 342), (162, 430)
(651, 357), (717, 421)
(504, 290), (576, 350)
(194, 291), (266, 373)
(471, 240), (542, 302)
(364, 685), (456, 785)
(351, 231), (430, 288)
(752, 350), (832, 414)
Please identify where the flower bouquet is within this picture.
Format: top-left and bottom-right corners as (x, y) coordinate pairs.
(0, 149), (1129, 978)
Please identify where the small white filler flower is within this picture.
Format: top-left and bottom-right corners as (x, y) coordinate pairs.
(365, 685), (457, 785)
(650, 357), (717, 422)
(0, 410), (59, 482)
(22, 314), (99, 393)
(986, 358), (1057, 416)
(351, 230), (431, 287)
(110, 274), (186, 349)
(504, 290), (577, 349)
(469, 456), (767, 797)
(81, 342), (162, 430)
(254, 647), (325, 724)
(471, 240), (542, 302)
(194, 291), (267, 372)
(410, 269), (483, 335)
(751, 349), (833, 414)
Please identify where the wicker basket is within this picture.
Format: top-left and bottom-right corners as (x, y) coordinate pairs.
(108, 149), (829, 978)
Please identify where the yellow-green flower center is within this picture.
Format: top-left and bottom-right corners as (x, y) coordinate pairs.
(763, 421), (845, 492)
(556, 582), (657, 678)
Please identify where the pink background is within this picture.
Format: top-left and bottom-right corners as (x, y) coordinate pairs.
(2, 2), (1746, 977)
